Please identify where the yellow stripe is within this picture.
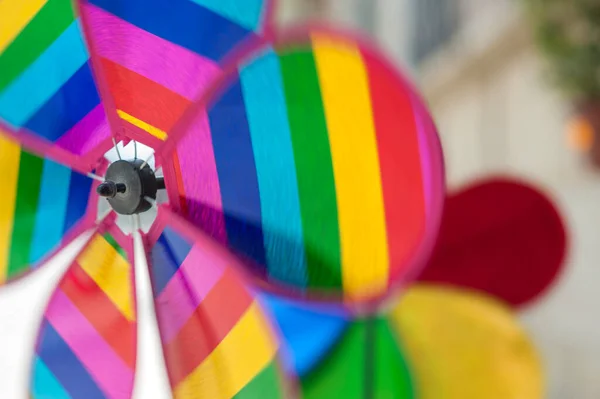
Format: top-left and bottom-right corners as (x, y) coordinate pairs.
(77, 235), (135, 321)
(312, 35), (389, 299)
(0, 134), (21, 283)
(117, 110), (167, 141)
(0, 0), (48, 53)
(174, 302), (278, 399)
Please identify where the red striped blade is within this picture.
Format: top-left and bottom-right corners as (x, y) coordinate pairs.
(76, 0), (274, 148)
(30, 226), (137, 399)
(147, 208), (291, 399)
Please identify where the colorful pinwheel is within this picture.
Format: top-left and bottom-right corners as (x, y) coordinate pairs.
(0, 0), (444, 398)
(263, 286), (545, 399)
(263, 176), (568, 399)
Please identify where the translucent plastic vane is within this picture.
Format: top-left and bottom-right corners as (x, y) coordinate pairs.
(166, 27), (445, 304)
(148, 210), (289, 399)
(0, 0), (111, 156)
(298, 315), (414, 398)
(31, 231), (137, 399)
(259, 294), (350, 377)
(0, 132), (95, 286)
(390, 285), (544, 399)
(77, 0), (273, 145)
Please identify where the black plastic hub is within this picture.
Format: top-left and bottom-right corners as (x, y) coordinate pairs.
(97, 159), (162, 215)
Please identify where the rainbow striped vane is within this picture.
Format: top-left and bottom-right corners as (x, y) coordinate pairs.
(0, 0), (444, 398)
(168, 29), (445, 304)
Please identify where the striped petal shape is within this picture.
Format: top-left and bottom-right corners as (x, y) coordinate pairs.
(31, 229), (136, 399)
(163, 26), (445, 304)
(77, 0), (273, 147)
(0, 130), (96, 286)
(148, 210), (289, 399)
(0, 0), (112, 158)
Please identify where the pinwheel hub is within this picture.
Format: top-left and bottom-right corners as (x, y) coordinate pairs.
(97, 159), (164, 215)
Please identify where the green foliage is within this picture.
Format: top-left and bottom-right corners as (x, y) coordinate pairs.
(522, 0), (600, 101)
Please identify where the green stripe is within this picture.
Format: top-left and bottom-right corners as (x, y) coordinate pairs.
(7, 151), (44, 277)
(103, 234), (127, 259)
(302, 318), (415, 399)
(373, 319), (414, 398)
(0, 0), (76, 92)
(301, 320), (366, 399)
(233, 361), (284, 399)
(364, 317), (375, 399)
(278, 47), (342, 289)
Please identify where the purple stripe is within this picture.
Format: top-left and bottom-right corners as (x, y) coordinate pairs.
(56, 105), (110, 155)
(155, 245), (226, 342)
(84, 3), (221, 100)
(46, 291), (134, 398)
(176, 110), (227, 242)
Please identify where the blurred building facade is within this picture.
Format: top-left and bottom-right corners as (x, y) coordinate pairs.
(277, 1), (600, 398)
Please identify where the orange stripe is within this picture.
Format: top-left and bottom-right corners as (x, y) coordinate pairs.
(77, 235), (135, 321)
(362, 50), (426, 280)
(101, 57), (190, 133)
(60, 261), (136, 368)
(164, 269), (254, 386)
(173, 302), (278, 399)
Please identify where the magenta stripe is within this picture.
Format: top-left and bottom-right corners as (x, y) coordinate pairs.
(156, 245), (226, 342)
(56, 105), (110, 155)
(410, 91), (433, 216)
(84, 3), (221, 100)
(45, 291), (134, 398)
(175, 110), (227, 241)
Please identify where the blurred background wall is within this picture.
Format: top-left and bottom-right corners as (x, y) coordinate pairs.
(276, 1), (600, 398)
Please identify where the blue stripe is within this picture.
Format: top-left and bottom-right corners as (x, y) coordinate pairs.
(151, 234), (184, 295)
(31, 357), (72, 399)
(0, 21), (88, 127)
(260, 294), (350, 377)
(30, 161), (72, 265)
(191, 0), (267, 31)
(88, 0), (255, 61)
(162, 227), (193, 265)
(63, 172), (92, 234)
(209, 78), (267, 270)
(36, 322), (105, 399)
(240, 50), (308, 286)
(24, 62), (100, 142)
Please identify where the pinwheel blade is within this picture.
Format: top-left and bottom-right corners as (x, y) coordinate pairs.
(259, 294), (350, 377)
(419, 177), (568, 307)
(390, 285), (544, 399)
(165, 26), (445, 304)
(0, 0), (112, 158)
(30, 229), (136, 399)
(76, 0), (274, 146)
(299, 316), (414, 399)
(0, 131), (96, 286)
(148, 209), (289, 399)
